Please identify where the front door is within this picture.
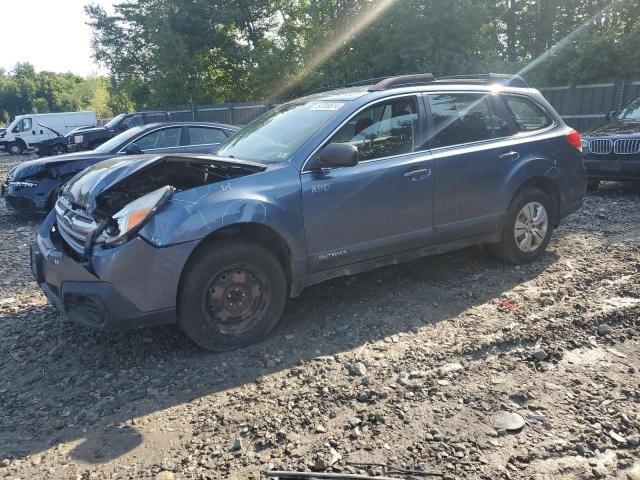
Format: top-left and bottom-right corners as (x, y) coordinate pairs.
(301, 95), (434, 272)
(14, 117), (38, 147)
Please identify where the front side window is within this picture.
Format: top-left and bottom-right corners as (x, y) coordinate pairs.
(501, 95), (553, 132)
(330, 97), (418, 161)
(427, 93), (494, 148)
(16, 118), (33, 132)
(188, 127), (227, 145)
(94, 125), (147, 153)
(133, 127), (182, 150)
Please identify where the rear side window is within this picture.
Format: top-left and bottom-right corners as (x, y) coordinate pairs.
(330, 96), (419, 161)
(426, 93), (494, 148)
(188, 127), (227, 145)
(501, 95), (553, 132)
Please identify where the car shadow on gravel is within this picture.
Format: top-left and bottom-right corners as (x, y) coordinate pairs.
(0, 244), (561, 465)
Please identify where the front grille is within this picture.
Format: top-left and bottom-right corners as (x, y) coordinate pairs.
(589, 139), (612, 155)
(55, 197), (99, 255)
(613, 138), (640, 155)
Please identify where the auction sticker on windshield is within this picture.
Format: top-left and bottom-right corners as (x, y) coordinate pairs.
(311, 102), (345, 111)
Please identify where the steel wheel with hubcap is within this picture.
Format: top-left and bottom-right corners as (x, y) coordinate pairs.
(490, 187), (555, 264)
(514, 201), (548, 253)
(179, 239), (287, 351)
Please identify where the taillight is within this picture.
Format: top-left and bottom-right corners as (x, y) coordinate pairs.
(565, 129), (582, 152)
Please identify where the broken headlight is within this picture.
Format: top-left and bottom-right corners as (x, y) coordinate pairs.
(101, 185), (174, 245)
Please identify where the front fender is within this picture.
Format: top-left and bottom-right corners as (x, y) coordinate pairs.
(139, 164), (306, 261)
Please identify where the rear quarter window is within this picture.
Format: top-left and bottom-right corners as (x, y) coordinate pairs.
(501, 95), (553, 132)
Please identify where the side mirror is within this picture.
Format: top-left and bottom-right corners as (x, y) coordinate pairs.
(124, 143), (143, 155)
(606, 110), (618, 120)
(314, 143), (359, 169)
(12, 127), (19, 133)
(118, 123), (128, 131)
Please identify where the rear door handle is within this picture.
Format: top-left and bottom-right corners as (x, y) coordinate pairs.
(499, 150), (520, 161)
(404, 166), (432, 180)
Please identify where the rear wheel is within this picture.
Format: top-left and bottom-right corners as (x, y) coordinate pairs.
(8, 142), (24, 156)
(490, 188), (554, 264)
(178, 239), (288, 351)
(587, 179), (600, 191)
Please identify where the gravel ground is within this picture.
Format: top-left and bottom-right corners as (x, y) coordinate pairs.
(0, 152), (639, 480)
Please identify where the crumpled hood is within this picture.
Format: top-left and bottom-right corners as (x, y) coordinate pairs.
(62, 154), (266, 212)
(11, 152), (116, 179)
(583, 120), (640, 137)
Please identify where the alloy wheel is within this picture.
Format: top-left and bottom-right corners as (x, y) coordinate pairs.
(514, 201), (548, 253)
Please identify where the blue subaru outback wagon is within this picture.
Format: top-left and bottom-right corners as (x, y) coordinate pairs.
(31, 73), (587, 350)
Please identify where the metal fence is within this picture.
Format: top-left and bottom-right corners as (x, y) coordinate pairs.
(154, 78), (640, 133)
(539, 78), (640, 132)
(151, 101), (276, 127)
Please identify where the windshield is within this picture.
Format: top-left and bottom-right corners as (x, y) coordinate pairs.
(93, 125), (146, 153)
(104, 113), (126, 129)
(216, 100), (347, 163)
(618, 95), (640, 121)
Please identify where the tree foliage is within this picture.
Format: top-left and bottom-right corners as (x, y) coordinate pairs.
(0, 64), (114, 124)
(85, 0), (640, 106)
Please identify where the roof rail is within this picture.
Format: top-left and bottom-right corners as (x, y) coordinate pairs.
(368, 73), (435, 91)
(435, 73), (529, 88)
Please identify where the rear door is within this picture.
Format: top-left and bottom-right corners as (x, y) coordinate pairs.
(184, 126), (230, 153)
(301, 95), (435, 272)
(425, 91), (519, 242)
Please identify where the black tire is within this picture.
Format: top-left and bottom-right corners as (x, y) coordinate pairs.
(587, 179), (600, 191)
(8, 142), (24, 156)
(490, 187), (555, 264)
(178, 239), (288, 351)
(50, 144), (66, 156)
(46, 184), (63, 211)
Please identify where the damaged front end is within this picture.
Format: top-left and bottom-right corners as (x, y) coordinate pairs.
(55, 154), (265, 259)
(34, 154), (265, 330)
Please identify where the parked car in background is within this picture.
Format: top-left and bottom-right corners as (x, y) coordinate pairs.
(581, 94), (640, 188)
(30, 73), (586, 351)
(2, 121), (238, 214)
(67, 111), (171, 151)
(1, 111), (98, 155)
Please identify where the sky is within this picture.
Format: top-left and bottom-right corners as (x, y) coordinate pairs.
(1, 0), (116, 77)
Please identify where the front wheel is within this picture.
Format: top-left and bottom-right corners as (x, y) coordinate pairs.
(490, 188), (554, 264)
(8, 142), (24, 155)
(50, 144), (66, 156)
(178, 239), (288, 351)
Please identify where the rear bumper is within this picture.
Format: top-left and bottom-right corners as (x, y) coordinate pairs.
(584, 157), (640, 181)
(32, 211), (197, 330)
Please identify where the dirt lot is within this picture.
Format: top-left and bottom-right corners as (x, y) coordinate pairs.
(0, 152), (638, 480)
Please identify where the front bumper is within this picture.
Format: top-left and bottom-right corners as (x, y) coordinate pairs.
(32, 211), (197, 330)
(2, 179), (54, 214)
(583, 157), (640, 181)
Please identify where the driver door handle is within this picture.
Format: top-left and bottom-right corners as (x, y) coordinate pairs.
(404, 166), (432, 181)
(499, 150), (520, 161)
